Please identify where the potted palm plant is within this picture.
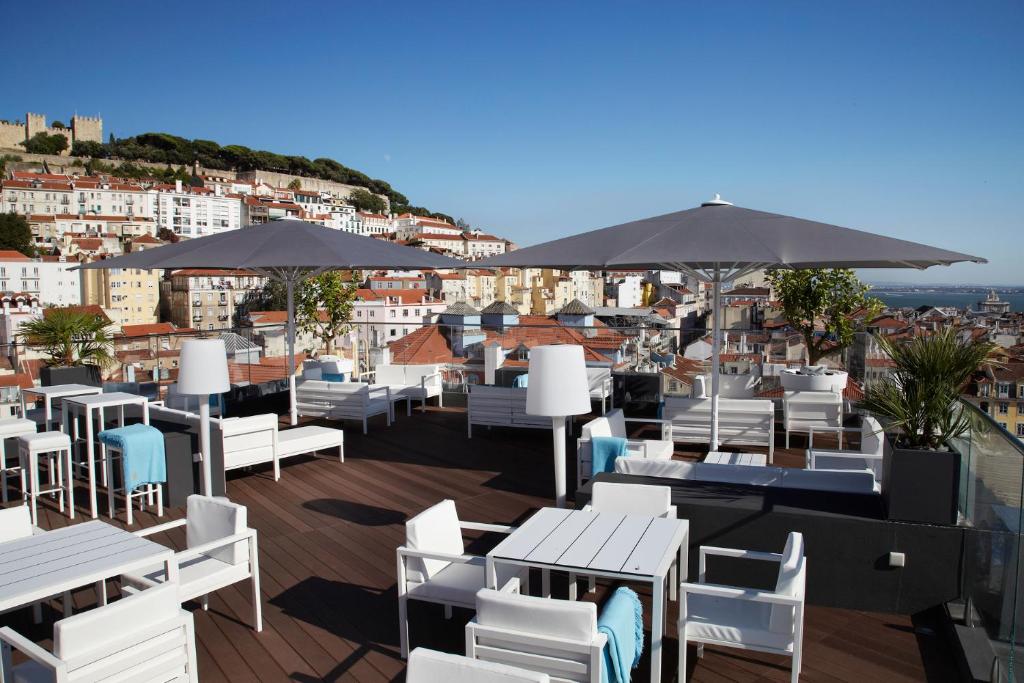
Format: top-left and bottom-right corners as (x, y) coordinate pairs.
(860, 328), (995, 525)
(21, 308), (114, 387)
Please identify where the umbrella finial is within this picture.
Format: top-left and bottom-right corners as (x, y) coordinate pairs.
(702, 193), (733, 207)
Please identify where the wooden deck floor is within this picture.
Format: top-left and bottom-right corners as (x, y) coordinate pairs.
(2, 407), (959, 682)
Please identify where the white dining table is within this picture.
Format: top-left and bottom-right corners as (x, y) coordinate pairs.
(61, 392), (150, 519)
(20, 383), (103, 431)
(0, 520), (175, 617)
(487, 507), (689, 683)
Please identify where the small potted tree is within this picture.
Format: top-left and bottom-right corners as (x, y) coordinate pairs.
(21, 307), (114, 386)
(860, 328), (994, 525)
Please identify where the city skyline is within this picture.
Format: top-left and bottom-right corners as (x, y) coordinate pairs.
(4, 0), (1021, 285)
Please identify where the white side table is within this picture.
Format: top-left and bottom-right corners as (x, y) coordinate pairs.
(704, 451), (768, 466)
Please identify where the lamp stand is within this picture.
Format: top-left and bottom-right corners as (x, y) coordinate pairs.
(199, 398), (213, 497)
(551, 416), (567, 508)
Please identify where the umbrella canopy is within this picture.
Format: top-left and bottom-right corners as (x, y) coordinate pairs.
(478, 196), (986, 449)
(80, 218), (467, 424)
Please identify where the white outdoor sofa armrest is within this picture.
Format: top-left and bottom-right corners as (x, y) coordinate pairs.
(360, 371), (376, 381)
(0, 626), (66, 673)
(175, 529), (257, 564)
(396, 546), (487, 566)
(460, 521), (517, 534)
(132, 518), (187, 537)
(680, 581), (805, 607)
(698, 545), (783, 581)
(806, 450), (883, 467)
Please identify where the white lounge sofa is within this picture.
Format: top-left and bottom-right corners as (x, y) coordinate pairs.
(806, 415), (884, 484)
(296, 379), (392, 433)
(783, 390), (843, 449)
(614, 457), (879, 495)
(467, 385), (550, 438)
(576, 409), (674, 489)
(662, 397), (775, 462)
(362, 364), (443, 415)
(587, 367), (613, 414)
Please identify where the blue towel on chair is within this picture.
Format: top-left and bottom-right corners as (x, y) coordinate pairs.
(512, 373), (528, 388)
(98, 423), (166, 493)
(598, 587), (644, 683)
(323, 372), (346, 382)
(591, 436), (628, 475)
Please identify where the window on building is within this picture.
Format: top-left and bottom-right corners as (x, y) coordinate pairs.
(1000, 402), (1009, 415)
(1017, 424), (1024, 437)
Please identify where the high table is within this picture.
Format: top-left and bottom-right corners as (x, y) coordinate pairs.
(0, 520), (175, 617)
(20, 384), (103, 432)
(487, 507), (689, 683)
(62, 393), (150, 519)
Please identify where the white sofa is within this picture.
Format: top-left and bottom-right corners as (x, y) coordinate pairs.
(586, 367), (613, 414)
(467, 385), (550, 438)
(614, 457), (879, 495)
(362, 364), (443, 415)
(576, 409), (674, 488)
(782, 391), (843, 449)
(806, 415), (885, 484)
(663, 397), (775, 462)
(150, 404), (279, 476)
(296, 379), (392, 433)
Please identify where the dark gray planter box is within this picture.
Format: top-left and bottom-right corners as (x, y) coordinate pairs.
(40, 365), (102, 387)
(882, 437), (961, 525)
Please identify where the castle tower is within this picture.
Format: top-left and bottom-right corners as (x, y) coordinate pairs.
(25, 112), (47, 139)
(71, 115), (102, 144)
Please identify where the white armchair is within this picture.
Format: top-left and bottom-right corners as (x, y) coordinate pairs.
(586, 367), (613, 414)
(679, 532), (806, 683)
(0, 582), (198, 683)
(783, 391), (843, 449)
(466, 583), (607, 683)
(408, 647), (550, 682)
(806, 415), (885, 483)
(397, 499), (526, 659)
(577, 409), (674, 488)
(121, 495), (263, 632)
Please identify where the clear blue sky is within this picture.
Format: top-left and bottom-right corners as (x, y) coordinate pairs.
(5, 1), (1022, 284)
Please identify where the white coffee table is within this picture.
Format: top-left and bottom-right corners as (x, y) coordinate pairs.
(704, 451), (768, 466)
(487, 507), (688, 683)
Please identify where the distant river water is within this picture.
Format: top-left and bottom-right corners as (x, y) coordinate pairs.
(874, 291), (1024, 312)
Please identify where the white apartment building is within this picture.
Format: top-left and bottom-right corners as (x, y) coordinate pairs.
(153, 181), (243, 238)
(461, 231), (507, 259)
(0, 251), (81, 306)
(355, 212), (393, 236)
(327, 204), (359, 233)
(352, 288), (446, 348)
(2, 177), (154, 218)
(610, 273), (644, 308)
(393, 214), (460, 240)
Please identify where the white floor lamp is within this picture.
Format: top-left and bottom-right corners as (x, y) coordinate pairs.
(526, 345), (592, 508)
(178, 339), (230, 497)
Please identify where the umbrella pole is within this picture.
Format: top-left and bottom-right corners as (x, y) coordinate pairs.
(710, 269), (721, 451)
(286, 275), (298, 426)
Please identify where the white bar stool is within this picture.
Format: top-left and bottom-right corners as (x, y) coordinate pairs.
(104, 444), (163, 526)
(0, 418), (37, 503)
(18, 432), (73, 525)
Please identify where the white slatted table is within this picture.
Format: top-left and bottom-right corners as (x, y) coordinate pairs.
(62, 393), (150, 519)
(0, 520), (175, 616)
(704, 451), (767, 466)
(20, 384), (103, 432)
(487, 507), (688, 683)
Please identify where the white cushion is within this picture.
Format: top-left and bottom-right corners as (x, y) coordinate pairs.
(695, 463), (784, 487)
(19, 431), (70, 451)
(476, 588), (597, 643)
(581, 417), (611, 440)
(684, 593), (792, 652)
(123, 553), (251, 603)
(408, 648), (549, 683)
(186, 495), (248, 566)
(375, 365), (408, 385)
(615, 458), (696, 479)
(770, 532), (805, 634)
(54, 582), (180, 660)
(277, 425), (343, 458)
(0, 418), (37, 437)
(639, 439), (675, 459)
(591, 482), (672, 517)
(861, 416), (884, 456)
(0, 506), (32, 544)
(406, 561), (523, 606)
(405, 499), (464, 583)
(779, 468), (876, 494)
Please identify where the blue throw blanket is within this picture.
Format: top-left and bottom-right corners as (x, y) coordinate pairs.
(98, 423), (166, 493)
(512, 373), (529, 388)
(591, 436), (627, 475)
(323, 372), (346, 382)
(598, 587), (644, 683)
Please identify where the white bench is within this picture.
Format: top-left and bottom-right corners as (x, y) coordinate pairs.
(467, 385), (550, 438)
(662, 396), (776, 462)
(362, 364), (443, 415)
(296, 380), (392, 433)
(276, 426), (344, 479)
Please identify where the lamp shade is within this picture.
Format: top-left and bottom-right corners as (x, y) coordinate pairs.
(178, 339), (230, 395)
(525, 344), (591, 417)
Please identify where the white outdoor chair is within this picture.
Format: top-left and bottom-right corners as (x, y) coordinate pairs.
(121, 495), (263, 632)
(783, 391), (843, 449)
(0, 582), (198, 683)
(678, 532), (806, 683)
(571, 482), (679, 600)
(466, 582), (607, 683)
(397, 499), (527, 659)
(577, 409), (674, 488)
(806, 415), (885, 483)
(408, 647), (550, 682)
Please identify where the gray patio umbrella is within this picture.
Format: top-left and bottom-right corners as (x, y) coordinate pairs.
(478, 195), (986, 449)
(80, 217), (466, 425)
